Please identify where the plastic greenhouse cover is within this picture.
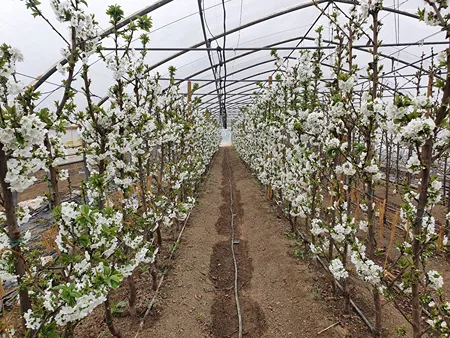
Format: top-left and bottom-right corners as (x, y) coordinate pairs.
(0, 0), (447, 116)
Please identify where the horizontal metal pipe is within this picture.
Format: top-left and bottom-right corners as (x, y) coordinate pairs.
(166, 74), (443, 84)
(103, 40), (449, 52)
(161, 77), (280, 83)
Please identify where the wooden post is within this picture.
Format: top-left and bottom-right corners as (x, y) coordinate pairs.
(268, 75), (273, 87)
(426, 73), (433, 118)
(187, 80), (192, 121)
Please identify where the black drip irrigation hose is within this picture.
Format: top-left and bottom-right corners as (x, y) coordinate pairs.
(225, 150), (243, 338)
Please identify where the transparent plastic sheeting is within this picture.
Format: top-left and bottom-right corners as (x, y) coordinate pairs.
(0, 0), (447, 113)
(220, 128), (232, 146)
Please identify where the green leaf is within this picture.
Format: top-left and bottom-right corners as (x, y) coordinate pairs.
(53, 205), (62, 220)
(78, 233), (90, 247)
(103, 265), (112, 276)
(106, 5), (124, 24)
(109, 274), (123, 289)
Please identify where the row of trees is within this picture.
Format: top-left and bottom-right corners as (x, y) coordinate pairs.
(0, 1), (220, 337)
(233, 1), (450, 337)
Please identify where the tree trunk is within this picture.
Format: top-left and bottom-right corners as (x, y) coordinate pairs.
(105, 293), (122, 338)
(156, 227), (162, 248)
(44, 135), (60, 207)
(128, 275), (137, 319)
(369, 10), (382, 335)
(343, 243), (350, 314)
(0, 146), (32, 315)
(411, 139), (433, 338)
(62, 323), (75, 338)
(373, 286), (382, 337)
(150, 262), (158, 291)
(443, 158), (447, 207)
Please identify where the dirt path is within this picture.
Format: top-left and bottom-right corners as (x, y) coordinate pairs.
(138, 148), (225, 338)
(138, 147), (372, 337)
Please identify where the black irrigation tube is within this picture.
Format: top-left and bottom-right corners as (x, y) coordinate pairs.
(235, 156), (377, 333)
(295, 230), (376, 333)
(196, 0), (223, 120)
(225, 151), (243, 337)
(247, 176), (438, 336)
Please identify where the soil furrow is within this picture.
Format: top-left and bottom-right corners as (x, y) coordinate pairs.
(209, 148), (266, 338)
(76, 147), (411, 337)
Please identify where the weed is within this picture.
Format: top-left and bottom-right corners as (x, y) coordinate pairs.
(111, 301), (128, 316)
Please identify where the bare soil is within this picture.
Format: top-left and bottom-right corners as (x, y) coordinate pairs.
(71, 147), (413, 338)
(18, 161), (85, 203)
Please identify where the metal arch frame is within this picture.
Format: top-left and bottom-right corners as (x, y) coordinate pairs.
(30, 0), (446, 109)
(195, 49), (440, 111)
(189, 44), (416, 106)
(31, 0), (174, 90)
(181, 35), (444, 93)
(198, 65), (297, 107)
(214, 78), (428, 114)
(164, 1), (447, 115)
(96, 0), (334, 106)
(211, 97), (255, 111)
(202, 82), (267, 111)
(98, 0), (433, 106)
(203, 68), (425, 112)
(209, 99), (254, 114)
(196, 58), (283, 92)
(158, 39), (445, 113)
(156, 37), (445, 102)
(200, 69), (288, 106)
(194, 87), (267, 113)
(172, 73), (435, 83)
(199, 55), (412, 112)
(144, 0), (425, 73)
(170, 35), (321, 87)
(103, 40), (449, 52)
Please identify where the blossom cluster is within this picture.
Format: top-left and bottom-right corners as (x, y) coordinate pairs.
(0, 2), (220, 336)
(233, 7), (450, 334)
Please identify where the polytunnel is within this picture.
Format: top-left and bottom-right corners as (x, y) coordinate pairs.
(1, 0), (450, 337)
(2, 0), (448, 126)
